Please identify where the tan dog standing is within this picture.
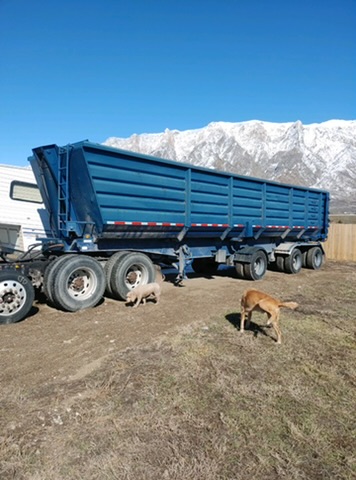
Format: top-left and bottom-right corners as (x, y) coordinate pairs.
(240, 288), (298, 344)
(126, 282), (161, 308)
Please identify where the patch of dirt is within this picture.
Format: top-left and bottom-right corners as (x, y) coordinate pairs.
(1, 261), (355, 393)
(1, 260), (356, 480)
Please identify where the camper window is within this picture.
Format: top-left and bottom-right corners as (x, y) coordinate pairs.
(10, 181), (43, 204)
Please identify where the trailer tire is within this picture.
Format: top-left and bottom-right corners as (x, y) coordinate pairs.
(0, 271), (35, 324)
(51, 256), (106, 312)
(110, 252), (156, 300)
(275, 255), (285, 272)
(191, 258), (219, 276)
(235, 262), (245, 279)
(43, 255), (77, 304)
(104, 251), (129, 296)
(243, 250), (267, 281)
(284, 249), (302, 274)
(305, 247), (324, 270)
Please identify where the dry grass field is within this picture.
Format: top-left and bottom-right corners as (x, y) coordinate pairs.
(1, 261), (355, 479)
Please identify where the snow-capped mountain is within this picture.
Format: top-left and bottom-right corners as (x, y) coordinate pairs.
(104, 120), (356, 213)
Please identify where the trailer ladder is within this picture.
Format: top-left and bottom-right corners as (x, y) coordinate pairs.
(57, 145), (71, 237)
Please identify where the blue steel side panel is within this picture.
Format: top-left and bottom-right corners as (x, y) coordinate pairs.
(265, 184), (290, 225)
(292, 189), (307, 225)
(74, 142), (329, 240)
(231, 178), (328, 231)
(83, 145), (187, 225)
(232, 178), (263, 224)
(30, 141), (330, 245)
(190, 170), (230, 225)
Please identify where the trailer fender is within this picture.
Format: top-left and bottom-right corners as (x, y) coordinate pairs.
(233, 246), (267, 263)
(273, 242), (300, 256)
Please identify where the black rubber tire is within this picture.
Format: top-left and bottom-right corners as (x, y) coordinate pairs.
(243, 250), (267, 281)
(43, 255), (77, 304)
(305, 247), (324, 270)
(275, 255), (285, 272)
(191, 258), (219, 276)
(104, 251), (129, 296)
(110, 252), (156, 300)
(235, 262), (245, 279)
(50, 256), (106, 312)
(0, 270), (35, 324)
(284, 249), (303, 274)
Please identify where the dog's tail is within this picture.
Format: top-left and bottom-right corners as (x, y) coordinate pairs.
(279, 301), (298, 310)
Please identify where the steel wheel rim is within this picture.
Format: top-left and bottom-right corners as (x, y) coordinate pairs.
(0, 279), (27, 317)
(293, 254), (302, 270)
(254, 257), (266, 276)
(315, 251), (323, 267)
(125, 263), (150, 290)
(66, 267), (98, 300)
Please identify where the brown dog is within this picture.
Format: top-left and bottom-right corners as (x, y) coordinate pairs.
(126, 282), (161, 308)
(240, 288), (298, 344)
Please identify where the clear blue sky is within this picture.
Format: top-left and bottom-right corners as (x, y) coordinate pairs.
(1, 0), (355, 166)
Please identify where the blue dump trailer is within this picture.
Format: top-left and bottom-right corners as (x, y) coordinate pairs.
(0, 140), (329, 324)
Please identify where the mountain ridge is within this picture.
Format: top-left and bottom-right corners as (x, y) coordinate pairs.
(104, 120), (356, 213)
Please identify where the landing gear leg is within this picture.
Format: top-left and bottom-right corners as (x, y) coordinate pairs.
(174, 245), (192, 286)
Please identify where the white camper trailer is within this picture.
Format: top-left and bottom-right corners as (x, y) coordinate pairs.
(0, 164), (51, 253)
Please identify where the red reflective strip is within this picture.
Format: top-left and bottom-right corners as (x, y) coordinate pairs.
(110, 222), (321, 233)
(266, 225), (290, 229)
(112, 222), (229, 228)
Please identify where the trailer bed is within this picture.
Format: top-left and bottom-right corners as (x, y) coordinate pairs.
(30, 141), (329, 245)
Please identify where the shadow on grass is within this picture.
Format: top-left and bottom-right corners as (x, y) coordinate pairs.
(225, 312), (270, 338)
